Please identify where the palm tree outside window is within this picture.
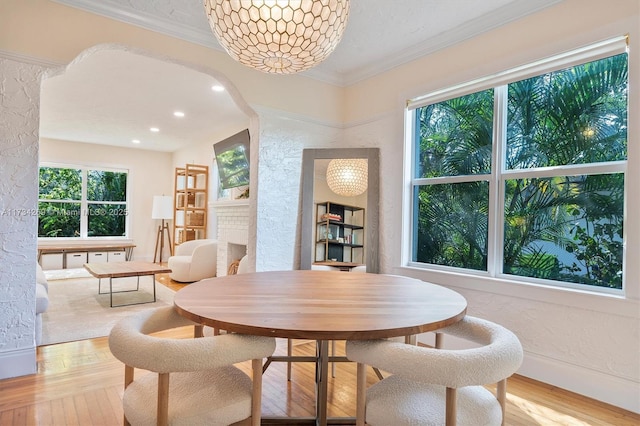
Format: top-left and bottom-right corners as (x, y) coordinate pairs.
(409, 41), (627, 292)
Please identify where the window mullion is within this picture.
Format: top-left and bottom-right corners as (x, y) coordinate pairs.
(406, 109), (419, 265)
(80, 168), (88, 238)
(502, 161), (626, 178)
(413, 175), (489, 185)
(487, 85), (508, 277)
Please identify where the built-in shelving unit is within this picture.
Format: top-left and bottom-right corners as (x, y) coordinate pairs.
(173, 164), (208, 247)
(314, 201), (365, 264)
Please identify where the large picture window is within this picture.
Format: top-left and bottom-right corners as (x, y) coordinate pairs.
(39, 165), (128, 238)
(408, 39), (627, 292)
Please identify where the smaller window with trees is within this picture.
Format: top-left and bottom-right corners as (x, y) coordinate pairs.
(408, 38), (627, 292)
(38, 165), (128, 238)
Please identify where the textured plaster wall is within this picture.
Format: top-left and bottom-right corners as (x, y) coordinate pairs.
(254, 109), (344, 272)
(0, 58), (44, 371)
(464, 288), (638, 381)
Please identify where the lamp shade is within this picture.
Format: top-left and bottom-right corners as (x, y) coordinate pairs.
(326, 158), (368, 197)
(204, 0), (350, 74)
(152, 195), (173, 219)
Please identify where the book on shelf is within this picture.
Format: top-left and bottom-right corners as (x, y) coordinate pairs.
(320, 213), (342, 222)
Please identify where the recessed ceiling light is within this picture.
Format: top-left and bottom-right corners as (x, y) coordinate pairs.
(211, 85), (225, 92)
(132, 139), (141, 144)
(173, 111), (185, 117)
(150, 127), (160, 132)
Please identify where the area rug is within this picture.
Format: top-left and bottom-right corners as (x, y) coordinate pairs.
(44, 268), (93, 280)
(41, 275), (176, 345)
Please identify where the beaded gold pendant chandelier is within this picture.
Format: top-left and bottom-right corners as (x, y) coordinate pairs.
(326, 158), (368, 197)
(204, 0), (350, 74)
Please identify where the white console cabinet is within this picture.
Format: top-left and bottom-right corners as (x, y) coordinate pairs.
(37, 242), (135, 269)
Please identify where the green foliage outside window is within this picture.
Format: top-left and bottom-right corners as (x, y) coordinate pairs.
(216, 144), (249, 189)
(415, 90), (493, 271)
(414, 182), (489, 271)
(88, 170), (127, 201)
(38, 167), (128, 238)
(416, 90), (494, 179)
(38, 167), (82, 237)
(38, 201), (81, 238)
(87, 203), (127, 237)
(414, 53), (627, 289)
(39, 167), (81, 200)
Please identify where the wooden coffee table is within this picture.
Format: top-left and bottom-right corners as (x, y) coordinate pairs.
(84, 261), (171, 307)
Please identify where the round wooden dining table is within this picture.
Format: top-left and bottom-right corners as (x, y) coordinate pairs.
(173, 270), (468, 426)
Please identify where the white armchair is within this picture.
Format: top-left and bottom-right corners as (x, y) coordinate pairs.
(168, 239), (218, 283)
(237, 254), (251, 274)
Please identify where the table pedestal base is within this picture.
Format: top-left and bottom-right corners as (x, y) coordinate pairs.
(262, 340), (354, 426)
(261, 418), (356, 425)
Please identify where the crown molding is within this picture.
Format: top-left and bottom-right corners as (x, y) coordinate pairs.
(50, 0), (561, 88)
(51, 0), (344, 85)
(52, 0), (220, 50)
(336, 0), (563, 86)
(0, 49), (63, 68)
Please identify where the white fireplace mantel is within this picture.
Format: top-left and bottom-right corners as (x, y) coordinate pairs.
(210, 198), (250, 209)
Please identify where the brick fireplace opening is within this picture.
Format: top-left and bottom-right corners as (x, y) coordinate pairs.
(212, 200), (249, 277)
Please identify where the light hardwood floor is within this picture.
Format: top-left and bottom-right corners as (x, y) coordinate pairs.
(1, 275), (637, 426)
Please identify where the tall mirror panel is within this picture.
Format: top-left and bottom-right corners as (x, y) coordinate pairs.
(300, 148), (379, 272)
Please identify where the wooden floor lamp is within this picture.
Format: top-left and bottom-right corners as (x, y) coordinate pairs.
(152, 195), (174, 264)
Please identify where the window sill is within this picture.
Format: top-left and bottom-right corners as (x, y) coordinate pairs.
(394, 265), (639, 319)
(37, 237), (134, 245)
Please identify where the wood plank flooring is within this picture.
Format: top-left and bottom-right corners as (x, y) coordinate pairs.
(1, 274), (638, 425)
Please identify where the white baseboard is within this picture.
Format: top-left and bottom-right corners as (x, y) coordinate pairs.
(0, 347), (37, 379)
(520, 351), (640, 414)
(417, 332), (639, 414)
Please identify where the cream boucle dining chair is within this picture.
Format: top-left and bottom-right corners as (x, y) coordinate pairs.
(346, 316), (523, 426)
(108, 306), (276, 426)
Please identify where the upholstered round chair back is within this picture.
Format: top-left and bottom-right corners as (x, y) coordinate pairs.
(109, 306), (276, 426)
(346, 316), (523, 426)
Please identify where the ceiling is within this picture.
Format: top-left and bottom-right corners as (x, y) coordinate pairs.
(40, 48), (248, 152)
(40, 0), (561, 152)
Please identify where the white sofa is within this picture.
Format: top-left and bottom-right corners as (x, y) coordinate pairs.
(168, 239), (218, 283)
(35, 263), (49, 346)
